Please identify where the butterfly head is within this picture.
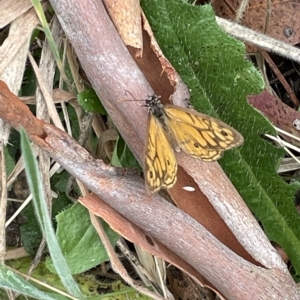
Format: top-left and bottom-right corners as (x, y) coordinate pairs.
(144, 95), (165, 118)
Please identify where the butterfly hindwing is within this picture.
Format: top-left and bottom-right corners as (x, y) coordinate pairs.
(145, 113), (177, 193)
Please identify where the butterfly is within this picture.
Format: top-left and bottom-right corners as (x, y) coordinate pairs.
(144, 95), (244, 193)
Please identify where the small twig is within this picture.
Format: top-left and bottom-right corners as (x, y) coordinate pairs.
(275, 126), (300, 142)
(265, 133), (300, 166)
(90, 213), (167, 300)
(216, 17), (300, 64)
(261, 51), (299, 107)
(0, 144), (7, 264)
(234, 0), (249, 23)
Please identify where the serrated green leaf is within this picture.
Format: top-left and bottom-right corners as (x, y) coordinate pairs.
(46, 203), (119, 274)
(142, 0), (300, 274)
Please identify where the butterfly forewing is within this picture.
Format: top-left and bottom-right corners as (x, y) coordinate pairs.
(145, 113), (177, 193)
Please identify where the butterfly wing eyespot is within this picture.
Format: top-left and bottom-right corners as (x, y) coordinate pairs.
(145, 113), (177, 193)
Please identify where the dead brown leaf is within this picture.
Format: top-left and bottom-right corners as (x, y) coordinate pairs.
(248, 90), (300, 146)
(104, 0), (143, 51)
(213, 0), (300, 45)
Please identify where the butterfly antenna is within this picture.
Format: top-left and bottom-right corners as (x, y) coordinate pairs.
(118, 90), (156, 104)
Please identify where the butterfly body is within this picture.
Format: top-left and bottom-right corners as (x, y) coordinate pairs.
(145, 97), (177, 193)
(144, 95), (244, 193)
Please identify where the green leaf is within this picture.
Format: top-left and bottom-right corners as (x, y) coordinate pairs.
(0, 265), (66, 300)
(20, 128), (84, 299)
(142, 0), (300, 273)
(59, 104), (81, 140)
(6, 256), (152, 299)
(4, 147), (15, 178)
(20, 195), (71, 256)
(20, 202), (43, 256)
(21, 67), (37, 96)
(111, 136), (140, 168)
(78, 89), (106, 114)
(31, 0), (70, 86)
(46, 202), (119, 274)
(51, 169), (73, 193)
